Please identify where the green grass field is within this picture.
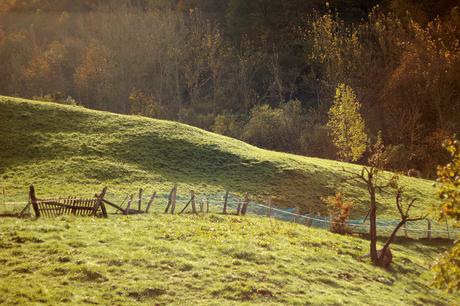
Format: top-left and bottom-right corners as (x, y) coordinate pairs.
(0, 96), (439, 218)
(0, 214), (457, 305)
(0, 96), (458, 305)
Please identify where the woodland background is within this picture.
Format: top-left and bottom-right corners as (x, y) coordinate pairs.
(1, 0), (459, 177)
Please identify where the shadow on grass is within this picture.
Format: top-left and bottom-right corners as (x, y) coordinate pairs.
(357, 232), (454, 247)
(112, 133), (340, 208)
(111, 132), (282, 191)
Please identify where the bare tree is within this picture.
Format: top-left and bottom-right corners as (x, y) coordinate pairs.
(343, 165), (391, 265)
(377, 185), (426, 267)
(344, 135), (425, 268)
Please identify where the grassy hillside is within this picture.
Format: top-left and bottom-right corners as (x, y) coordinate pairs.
(0, 96), (457, 305)
(0, 95), (438, 218)
(0, 214), (457, 305)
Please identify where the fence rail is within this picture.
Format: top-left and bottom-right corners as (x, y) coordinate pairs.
(1, 188), (458, 240)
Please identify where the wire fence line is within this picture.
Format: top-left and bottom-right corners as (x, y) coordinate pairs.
(116, 189), (457, 239)
(2, 189), (458, 239)
(202, 193), (458, 239)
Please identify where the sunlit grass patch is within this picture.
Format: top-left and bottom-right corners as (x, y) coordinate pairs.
(0, 214), (457, 305)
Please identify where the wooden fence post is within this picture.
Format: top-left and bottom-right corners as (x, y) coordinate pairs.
(18, 202), (31, 218)
(236, 200), (242, 215)
(241, 193), (249, 216)
(125, 194), (134, 215)
(138, 188), (143, 211)
(293, 206), (299, 223)
(116, 194), (129, 213)
(191, 191), (197, 214)
(199, 199), (204, 213)
(267, 197), (272, 218)
(171, 185), (177, 214)
(164, 187), (172, 213)
(29, 185), (40, 218)
(164, 184), (176, 213)
(99, 190), (108, 218)
(206, 196), (209, 213)
(223, 190), (229, 214)
(92, 187), (108, 217)
(179, 191), (194, 215)
(305, 216), (312, 227)
(145, 192), (156, 213)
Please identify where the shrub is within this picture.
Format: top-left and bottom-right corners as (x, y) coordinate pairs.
(242, 100), (304, 152)
(242, 104), (283, 149)
(177, 107), (215, 129)
(128, 89), (164, 118)
(212, 112), (244, 139)
(33, 94), (79, 106)
(322, 191), (353, 234)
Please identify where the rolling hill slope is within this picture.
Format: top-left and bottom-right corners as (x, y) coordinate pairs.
(0, 96), (458, 305)
(0, 95), (438, 218)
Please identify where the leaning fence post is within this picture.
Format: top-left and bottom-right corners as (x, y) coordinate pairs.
(145, 192), (156, 213)
(119, 194), (129, 213)
(171, 185), (177, 214)
(164, 184), (176, 213)
(29, 185), (40, 218)
(92, 187), (108, 217)
(179, 192), (193, 215)
(125, 194), (134, 215)
(18, 202), (31, 218)
(191, 191), (197, 214)
(165, 186), (173, 213)
(138, 188), (143, 211)
(241, 193), (249, 216)
(223, 190), (229, 214)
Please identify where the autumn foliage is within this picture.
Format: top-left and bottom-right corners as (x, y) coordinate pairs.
(323, 192), (353, 235)
(0, 1), (458, 177)
(433, 137), (460, 292)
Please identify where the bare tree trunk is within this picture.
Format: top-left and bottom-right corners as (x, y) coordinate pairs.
(368, 182), (379, 265)
(379, 220), (405, 265)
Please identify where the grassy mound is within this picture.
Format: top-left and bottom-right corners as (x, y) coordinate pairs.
(0, 95), (438, 217)
(0, 214), (456, 305)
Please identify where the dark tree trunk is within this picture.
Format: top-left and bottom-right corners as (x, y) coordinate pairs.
(378, 220), (405, 267)
(368, 179), (379, 265)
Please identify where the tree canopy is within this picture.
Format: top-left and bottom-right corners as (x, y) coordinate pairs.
(327, 84), (368, 162)
(0, 0), (459, 176)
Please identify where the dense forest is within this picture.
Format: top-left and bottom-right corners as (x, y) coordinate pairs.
(1, 0), (459, 177)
